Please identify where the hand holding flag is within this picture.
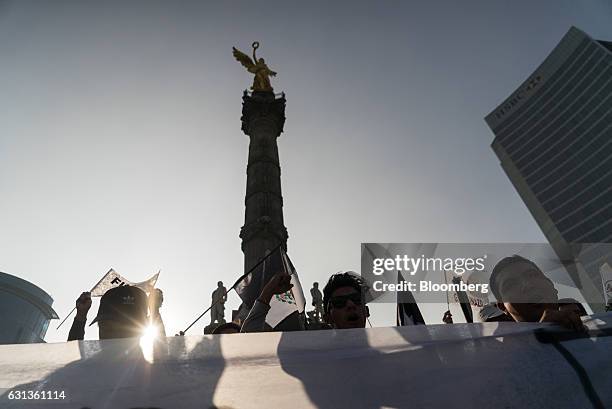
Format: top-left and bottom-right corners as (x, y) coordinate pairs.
(75, 292), (92, 321)
(181, 246), (306, 335)
(233, 246), (306, 329)
(259, 272), (294, 305)
(57, 269), (161, 330)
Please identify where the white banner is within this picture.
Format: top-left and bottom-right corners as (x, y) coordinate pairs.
(90, 269), (159, 297)
(1, 313), (610, 408)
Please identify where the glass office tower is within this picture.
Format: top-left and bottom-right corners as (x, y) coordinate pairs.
(485, 27), (612, 312)
(0, 272), (58, 344)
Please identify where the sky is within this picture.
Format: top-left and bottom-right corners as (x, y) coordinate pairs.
(1, 0), (611, 342)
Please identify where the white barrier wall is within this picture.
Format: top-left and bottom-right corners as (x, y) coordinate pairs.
(1, 313), (611, 409)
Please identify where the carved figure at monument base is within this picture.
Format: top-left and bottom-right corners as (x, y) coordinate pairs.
(211, 281), (227, 324)
(310, 282), (323, 323)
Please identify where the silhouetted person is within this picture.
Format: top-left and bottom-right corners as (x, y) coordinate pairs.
(68, 285), (149, 341)
(322, 272), (370, 329)
(490, 255), (585, 331)
(148, 288), (166, 338)
(211, 281), (227, 325)
(68, 291), (92, 341)
(310, 282), (323, 322)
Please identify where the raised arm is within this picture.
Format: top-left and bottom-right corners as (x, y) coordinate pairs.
(241, 273), (293, 333)
(68, 292), (91, 341)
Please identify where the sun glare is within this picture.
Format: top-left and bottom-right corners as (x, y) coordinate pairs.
(139, 324), (158, 363)
(143, 324), (159, 340)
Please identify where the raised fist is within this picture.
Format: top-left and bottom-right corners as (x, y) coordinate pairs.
(260, 273), (293, 304)
(75, 292), (92, 320)
(442, 310), (453, 324)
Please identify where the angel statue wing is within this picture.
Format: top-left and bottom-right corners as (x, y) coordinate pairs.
(232, 47), (256, 72)
(233, 43), (276, 92)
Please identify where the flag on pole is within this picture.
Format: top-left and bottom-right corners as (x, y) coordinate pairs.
(443, 270), (476, 323)
(452, 276), (474, 323)
(90, 269), (160, 297)
(267, 248), (306, 327)
(56, 269), (160, 330)
(396, 272), (425, 326)
(601, 262), (612, 306)
(233, 247), (305, 328)
(232, 248), (282, 310)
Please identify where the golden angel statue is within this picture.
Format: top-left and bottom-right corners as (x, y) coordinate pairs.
(232, 42), (277, 92)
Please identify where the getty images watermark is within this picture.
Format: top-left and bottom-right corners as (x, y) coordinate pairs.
(361, 243), (495, 305)
(360, 243), (609, 305)
(370, 253), (490, 294)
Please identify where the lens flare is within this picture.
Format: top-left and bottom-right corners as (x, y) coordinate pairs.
(139, 324), (158, 363)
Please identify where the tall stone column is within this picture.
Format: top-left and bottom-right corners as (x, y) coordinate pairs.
(239, 90), (288, 274)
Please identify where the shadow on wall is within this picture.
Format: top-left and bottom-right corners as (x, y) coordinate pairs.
(276, 320), (611, 409)
(0, 334), (226, 409)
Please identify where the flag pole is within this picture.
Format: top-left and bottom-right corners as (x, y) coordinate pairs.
(55, 306), (77, 330)
(230, 244), (283, 290)
(179, 244), (283, 335)
(179, 287), (237, 335)
(443, 269), (450, 312)
(452, 275), (474, 323)
(279, 247), (297, 299)
(278, 248), (306, 329)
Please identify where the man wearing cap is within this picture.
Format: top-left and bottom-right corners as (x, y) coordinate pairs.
(489, 255), (585, 331)
(67, 285), (150, 340)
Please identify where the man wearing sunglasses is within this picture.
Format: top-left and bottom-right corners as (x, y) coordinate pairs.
(322, 272), (369, 329)
(241, 271), (369, 332)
